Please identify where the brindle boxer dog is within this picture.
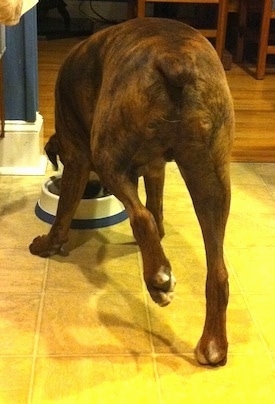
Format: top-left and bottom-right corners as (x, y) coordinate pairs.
(30, 18), (234, 366)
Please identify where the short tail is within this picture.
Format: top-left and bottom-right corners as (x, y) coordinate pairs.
(155, 53), (195, 87)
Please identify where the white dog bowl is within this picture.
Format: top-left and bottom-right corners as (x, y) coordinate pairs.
(35, 175), (128, 229)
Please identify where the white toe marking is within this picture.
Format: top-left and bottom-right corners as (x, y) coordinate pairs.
(207, 340), (221, 363)
(196, 340), (223, 365)
(154, 271), (170, 284)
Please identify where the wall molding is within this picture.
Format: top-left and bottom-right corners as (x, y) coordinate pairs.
(0, 112), (47, 175)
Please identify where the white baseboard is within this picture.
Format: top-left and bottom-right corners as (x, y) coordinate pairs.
(0, 112), (47, 175)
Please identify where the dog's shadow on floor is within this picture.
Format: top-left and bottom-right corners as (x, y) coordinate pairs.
(73, 239), (198, 367)
(94, 269), (199, 368)
(59, 225), (136, 255)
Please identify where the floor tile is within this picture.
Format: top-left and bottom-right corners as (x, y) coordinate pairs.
(253, 163), (275, 195)
(160, 247), (240, 296)
(0, 248), (46, 293)
(0, 358), (32, 404)
(147, 295), (204, 355)
(31, 356), (159, 404)
(46, 244), (142, 294)
(0, 294), (41, 355)
(230, 162), (264, 185)
(156, 354), (275, 403)
(162, 217), (205, 249)
(225, 212), (275, 248)
(227, 295), (266, 355)
(246, 295), (275, 351)
(147, 294), (265, 356)
(0, 208), (50, 250)
(38, 292), (152, 355)
(65, 221), (135, 252)
(1, 161), (275, 403)
(227, 247), (275, 293)
(252, 163), (275, 176)
(231, 183), (275, 214)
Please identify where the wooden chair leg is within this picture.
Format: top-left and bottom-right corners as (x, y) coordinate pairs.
(215, 0), (229, 59)
(127, 0), (136, 19)
(235, 0), (248, 62)
(256, 0), (272, 80)
(137, 0), (146, 17)
(136, 0), (228, 63)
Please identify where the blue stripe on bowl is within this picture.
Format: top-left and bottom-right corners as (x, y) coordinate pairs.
(35, 203), (128, 229)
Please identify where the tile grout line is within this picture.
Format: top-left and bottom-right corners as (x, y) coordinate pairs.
(137, 250), (164, 404)
(27, 257), (50, 404)
(252, 162), (275, 202)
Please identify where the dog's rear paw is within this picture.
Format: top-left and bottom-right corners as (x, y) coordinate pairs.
(147, 266), (176, 307)
(195, 338), (228, 366)
(29, 235), (63, 257)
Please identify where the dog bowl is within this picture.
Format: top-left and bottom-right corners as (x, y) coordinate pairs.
(35, 175), (128, 229)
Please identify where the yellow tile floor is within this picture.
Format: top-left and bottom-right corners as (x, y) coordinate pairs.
(0, 161), (275, 403)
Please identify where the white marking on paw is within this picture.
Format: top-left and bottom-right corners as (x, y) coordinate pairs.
(195, 340), (224, 365)
(207, 340), (222, 363)
(154, 272), (170, 284)
(153, 267), (177, 289)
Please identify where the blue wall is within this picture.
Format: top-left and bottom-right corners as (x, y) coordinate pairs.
(3, 8), (38, 121)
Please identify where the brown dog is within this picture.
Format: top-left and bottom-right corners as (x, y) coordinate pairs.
(30, 18), (234, 366)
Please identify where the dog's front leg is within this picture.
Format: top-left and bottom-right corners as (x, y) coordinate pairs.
(29, 160), (90, 257)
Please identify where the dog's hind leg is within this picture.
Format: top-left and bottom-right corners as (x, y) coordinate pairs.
(125, 180), (176, 306)
(97, 167), (175, 307)
(29, 158), (91, 257)
(175, 147), (231, 366)
(143, 167), (165, 239)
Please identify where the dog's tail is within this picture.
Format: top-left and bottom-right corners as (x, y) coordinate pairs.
(155, 53), (195, 88)
(44, 134), (59, 171)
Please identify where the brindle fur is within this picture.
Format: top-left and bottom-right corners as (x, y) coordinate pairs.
(30, 18), (234, 366)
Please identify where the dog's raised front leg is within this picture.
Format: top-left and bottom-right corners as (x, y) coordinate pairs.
(176, 156), (231, 366)
(29, 160), (90, 257)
